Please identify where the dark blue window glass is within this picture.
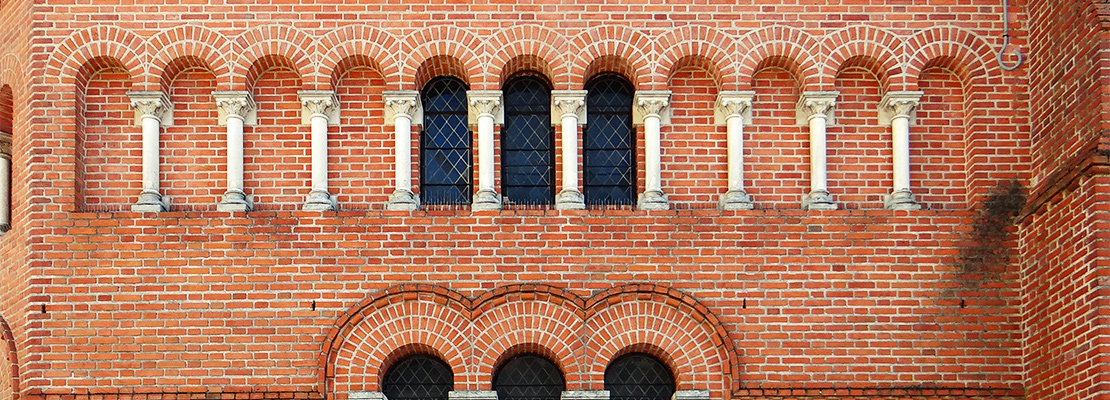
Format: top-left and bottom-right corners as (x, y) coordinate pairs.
(383, 354), (453, 400)
(502, 74), (554, 205)
(604, 353), (675, 400)
(584, 74), (635, 205)
(493, 354), (565, 400)
(421, 76), (471, 205)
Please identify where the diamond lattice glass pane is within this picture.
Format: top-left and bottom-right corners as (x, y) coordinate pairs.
(502, 75), (554, 205)
(604, 354), (675, 400)
(584, 74), (634, 205)
(421, 76), (471, 205)
(383, 355), (453, 400)
(493, 355), (565, 400)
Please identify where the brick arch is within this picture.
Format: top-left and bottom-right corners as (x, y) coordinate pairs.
(471, 294), (586, 389)
(569, 26), (653, 89)
(904, 26), (996, 90)
(0, 54), (23, 95)
(656, 25), (736, 91)
(244, 55), (303, 92)
(401, 25), (484, 90)
(414, 56), (473, 90)
(583, 285), (737, 394)
(231, 24), (315, 92)
(0, 315), (18, 400)
(148, 25), (233, 93)
(0, 85), (11, 134)
(322, 285), (472, 398)
(582, 56), (639, 88)
(158, 56), (216, 95)
(378, 343), (460, 390)
(498, 55), (555, 87)
(317, 26), (399, 91)
(45, 26), (146, 88)
(736, 26), (822, 90)
(486, 25), (568, 89)
(823, 25), (904, 91)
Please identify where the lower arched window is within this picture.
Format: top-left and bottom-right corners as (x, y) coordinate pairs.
(604, 353), (675, 400)
(493, 354), (565, 400)
(382, 354), (454, 400)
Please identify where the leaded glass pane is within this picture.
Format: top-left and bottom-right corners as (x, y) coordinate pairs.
(604, 353), (675, 400)
(421, 76), (471, 205)
(502, 75), (554, 205)
(383, 355), (453, 400)
(493, 354), (565, 400)
(584, 74), (635, 205)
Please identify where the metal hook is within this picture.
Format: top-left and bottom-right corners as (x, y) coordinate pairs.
(997, 0), (1024, 71)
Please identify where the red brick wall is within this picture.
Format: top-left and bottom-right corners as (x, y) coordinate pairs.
(5, 1), (1046, 399)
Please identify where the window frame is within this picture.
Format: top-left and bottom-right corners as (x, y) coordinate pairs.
(419, 75), (473, 206)
(583, 73), (636, 206)
(500, 72), (556, 206)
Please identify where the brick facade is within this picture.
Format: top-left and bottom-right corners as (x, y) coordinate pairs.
(0, 0), (1105, 399)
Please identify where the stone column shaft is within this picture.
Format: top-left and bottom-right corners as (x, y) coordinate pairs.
(215, 92), (255, 212)
(716, 91), (755, 210)
(880, 91), (924, 210)
(797, 91), (838, 210)
(635, 91), (671, 211)
(300, 91), (339, 211)
(385, 91), (421, 211)
(0, 131), (11, 231)
(129, 91), (172, 212)
(468, 91), (503, 211)
(553, 91), (587, 210)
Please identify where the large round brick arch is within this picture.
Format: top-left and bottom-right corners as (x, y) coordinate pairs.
(736, 26), (822, 91)
(46, 26), (146, 88)
(568, 25), (652, 90)
(903, 26), (996, 90)
(401, 26), (485, 91)
(0, 315), (18, 400)
(322, 285), (472, 398)
(582, 285), (737, 395)
(656, 25), (736, 91)
(231, 24), (315, 92)
(486, 25), (569, 89)
(823, 25), (904, 91)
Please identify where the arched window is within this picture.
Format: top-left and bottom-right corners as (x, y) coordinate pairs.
(421, 76), (471, 205)
(501, 74), (554, 205)
(493, 354), (565, 400)
(584, 74), (635, 205)
(382, 354), (454, 400)
(604, 353), (675, 400)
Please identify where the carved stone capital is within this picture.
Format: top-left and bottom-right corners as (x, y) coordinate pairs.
(878, 91), (924, 126)
(0, 131), (12, 160)
(714, 91), (755, 125)
(127, 91), (173, 126)
(384, 90), (421, 121)
(298, 90), (340, 126)
(795, 91), (838, 125)
(213, 91), (256, 126)
(552, 90), (588, 125)
(467, 90), (504, 125)
(633, 90), (671, 125)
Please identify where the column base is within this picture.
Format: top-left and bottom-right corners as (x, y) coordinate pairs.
(718, 189), (754, 210)
(216, 189), (253, 212)
(802, 190), (837, 210)
(387, 189), (420, 211)
(132, 189), (169, 212)
(555, 188), (585, 210)
(472, 189), (502, 211)
(637, 190), (669, 210)
(303, 189), (338, 211)
(885, 189), (922, 210)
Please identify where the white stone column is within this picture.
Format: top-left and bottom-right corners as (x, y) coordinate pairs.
(715, 91), (756, 210)
(0, 131), (11, 231)
(634, 90), (671, 211)
(880, 91), (924, 210)
(796, 91), (838, 210)
(128, 91), (172, 212)
(214, 91), (255, 212)
(467, 90), (503, 211)
(552, 90), (587, 210)
(299, 90), (339, 211)
(384, 90), (421, 211)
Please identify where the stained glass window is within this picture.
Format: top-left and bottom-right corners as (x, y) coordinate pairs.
(493, 354), (565, 400)
(382, 354), (454, 400)
(604, 353), (675, 400)
(584, 74), (635, 205)
(421, 76), (471, 205)
(502, 74), (555, 205)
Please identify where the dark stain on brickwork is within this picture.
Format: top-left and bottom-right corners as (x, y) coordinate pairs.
(956, 180), (1026, 287)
